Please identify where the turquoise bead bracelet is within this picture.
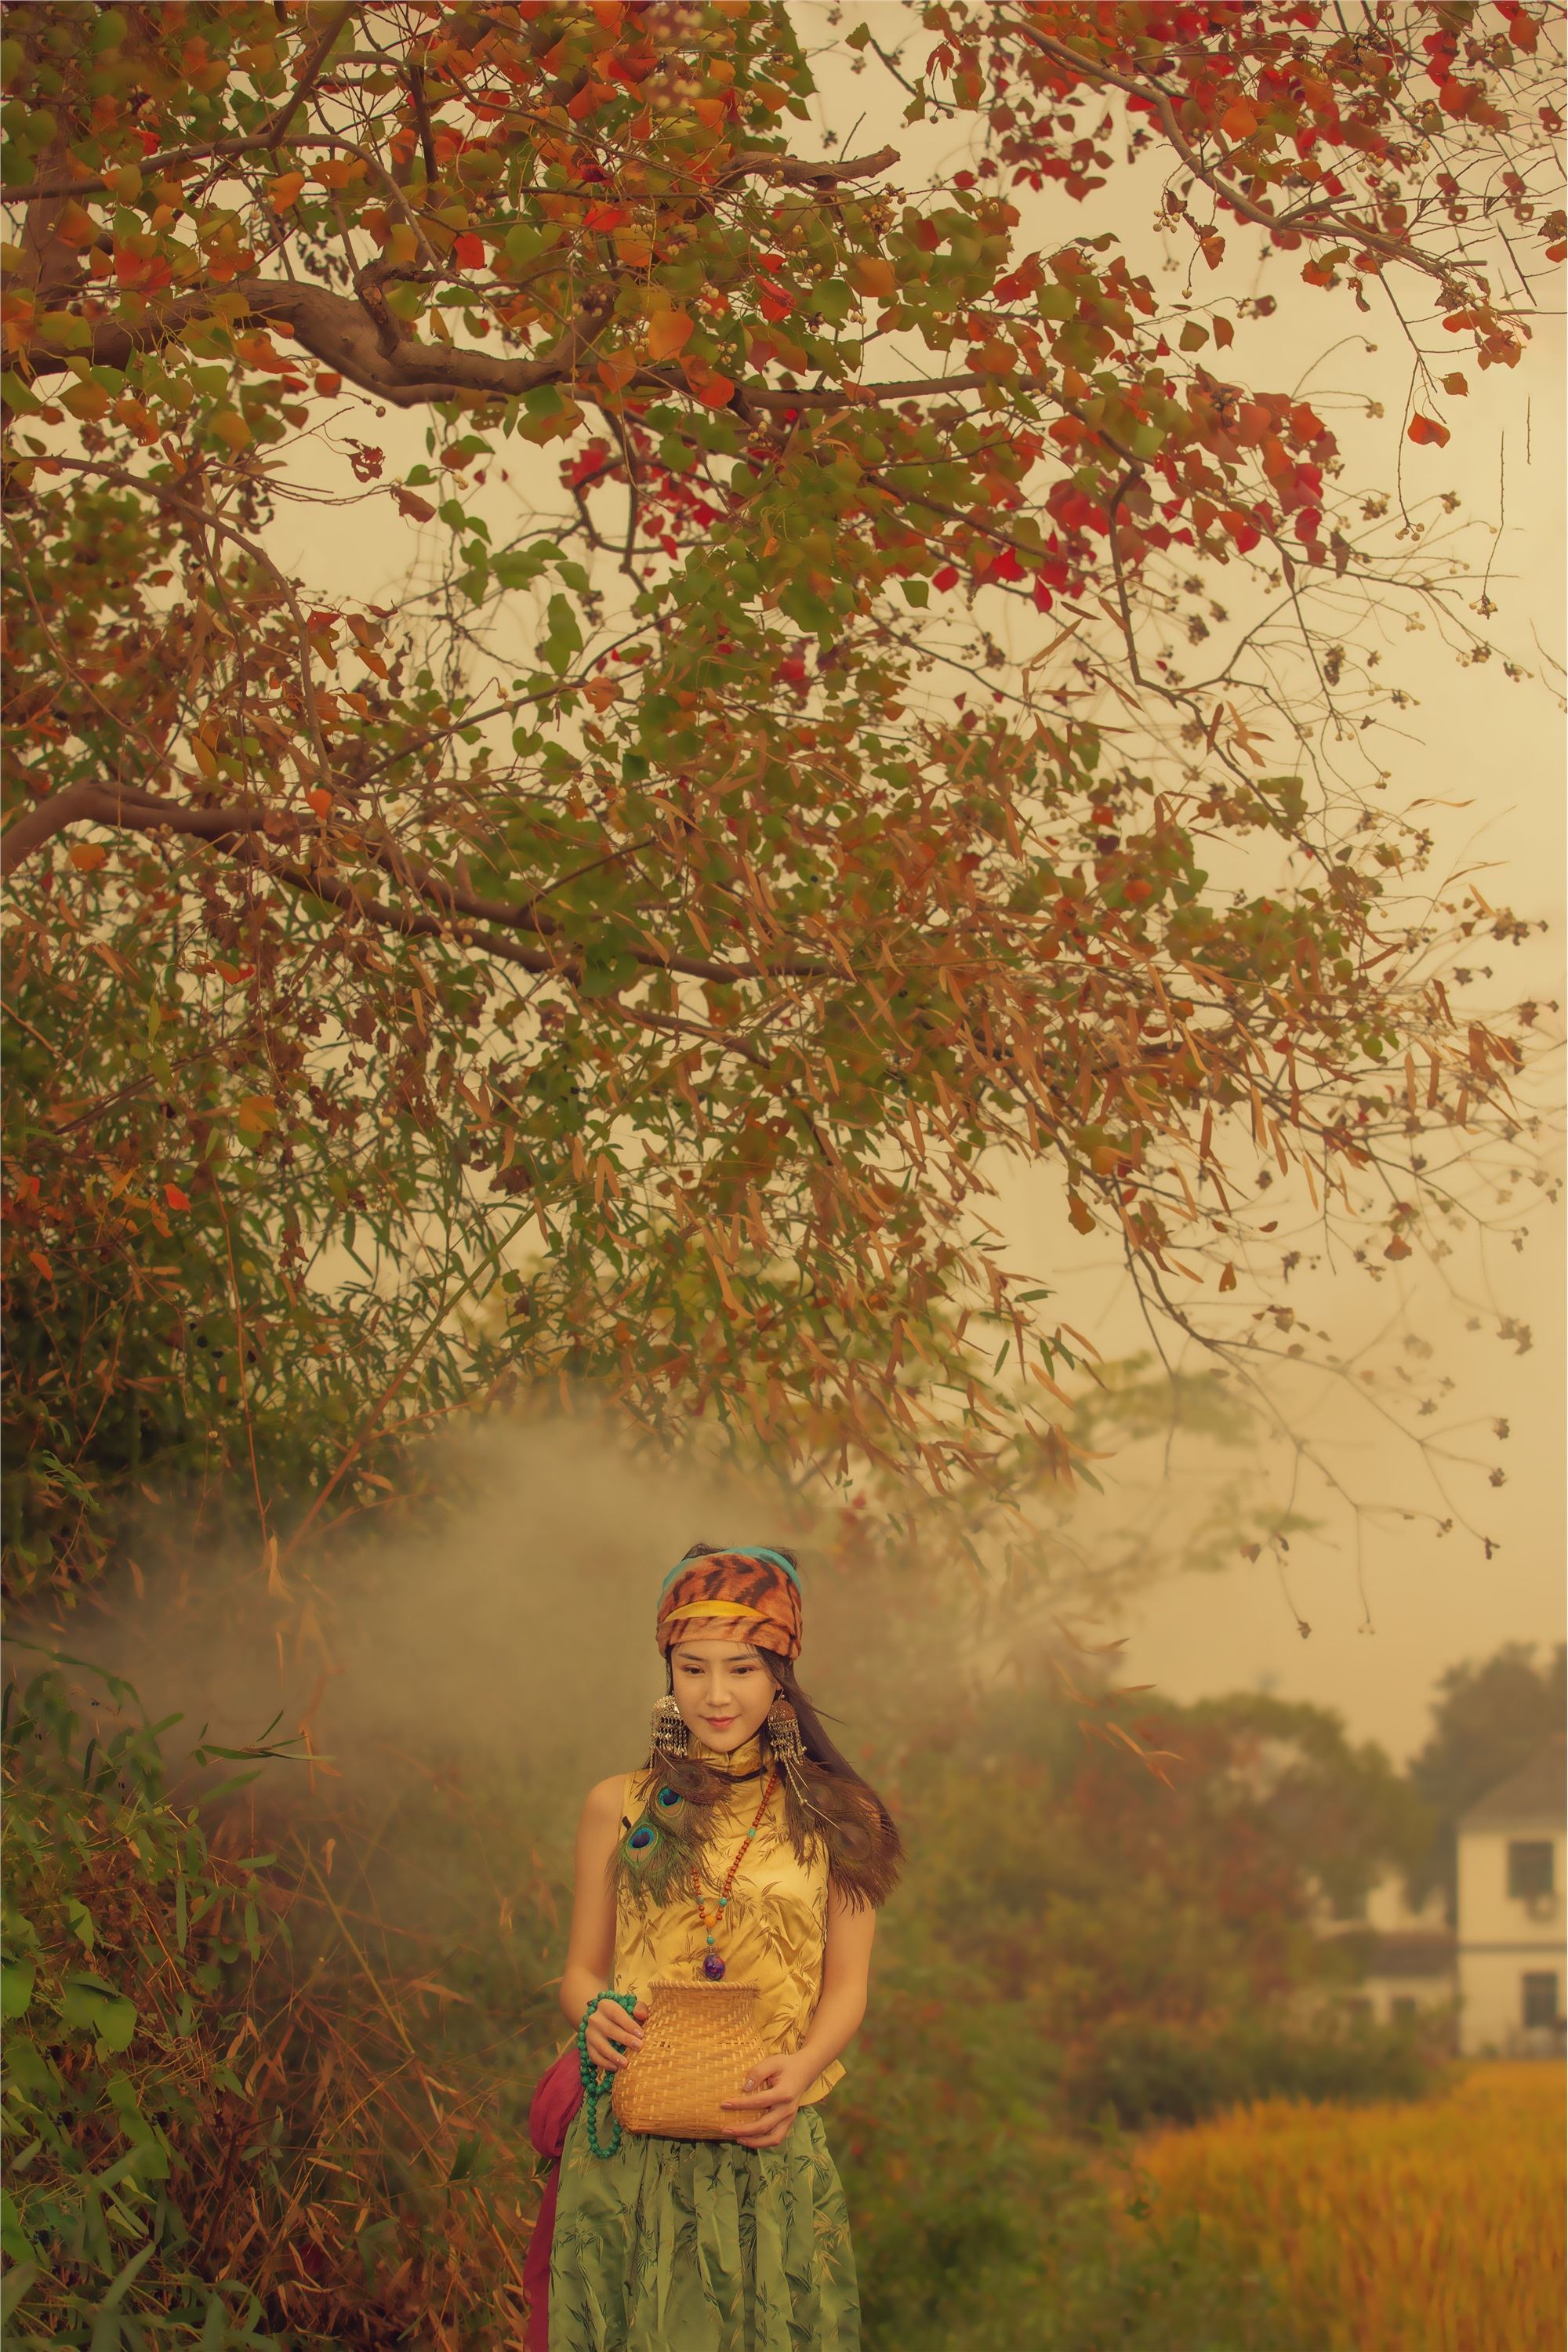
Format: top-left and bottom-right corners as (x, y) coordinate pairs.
(577, 1989), (640, 2159)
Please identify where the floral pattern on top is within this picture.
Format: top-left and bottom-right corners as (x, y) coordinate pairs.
(613, 1755), (843, 2103)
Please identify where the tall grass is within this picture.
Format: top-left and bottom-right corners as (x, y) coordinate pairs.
(1139, 2061), (1566, 2352)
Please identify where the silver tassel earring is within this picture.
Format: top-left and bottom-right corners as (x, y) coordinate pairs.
(767, 1697), (827, 1820)
(649, 1693), (690, 1765)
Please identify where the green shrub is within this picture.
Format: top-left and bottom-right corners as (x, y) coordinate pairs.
(2, 1651), (284, 2349)
(1, 1652), (546, 2350)
(1064, 2014), (1443, 2133)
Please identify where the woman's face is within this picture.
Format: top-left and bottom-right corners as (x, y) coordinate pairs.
(668, 1639), (775, 1754)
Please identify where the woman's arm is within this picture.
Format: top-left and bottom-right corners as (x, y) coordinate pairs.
(557, 1773), (647, 2069)
(724, 1883), (877, 2149)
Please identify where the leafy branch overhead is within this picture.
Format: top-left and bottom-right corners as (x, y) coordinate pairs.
(2, 2), (1559, 1596)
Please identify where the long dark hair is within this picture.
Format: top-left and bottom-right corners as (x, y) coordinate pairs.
(666, 1541), (902, 1907)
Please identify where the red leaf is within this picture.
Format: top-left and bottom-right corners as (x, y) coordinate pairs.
(165, 1185), (191, 1211)
(1407, 412), (1451, 447)
(932, 564), (960, 591)
(452, 232), (485, 270)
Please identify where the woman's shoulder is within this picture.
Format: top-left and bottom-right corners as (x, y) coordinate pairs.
(580, 1769), (642, 1828)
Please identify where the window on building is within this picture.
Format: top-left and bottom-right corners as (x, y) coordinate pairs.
(1521, 1973), (1559, 2031)
(1391, 1995), (1417, 2024)
(1507, 1840), (1555, 1899)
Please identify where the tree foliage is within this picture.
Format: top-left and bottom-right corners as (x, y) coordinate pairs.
(2, 2), (1562, 1597)
(1406, 1638), (1566, 1911)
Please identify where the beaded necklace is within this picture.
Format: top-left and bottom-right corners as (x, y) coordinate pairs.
(692, 1767), (778, 1980)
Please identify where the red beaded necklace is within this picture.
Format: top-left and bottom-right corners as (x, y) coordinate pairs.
(692, 1768), (778, 1980)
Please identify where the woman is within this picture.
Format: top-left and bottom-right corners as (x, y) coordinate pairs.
(536, 1541), (902, 2352)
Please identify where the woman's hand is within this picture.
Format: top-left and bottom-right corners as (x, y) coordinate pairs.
(583, 1995), (647, 2071)
(722, 2053), (813, 2149)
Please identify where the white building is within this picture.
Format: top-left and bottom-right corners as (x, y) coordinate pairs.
(1317, 1874), (1455, 2031)
(1455, 1742), (1566, 2058)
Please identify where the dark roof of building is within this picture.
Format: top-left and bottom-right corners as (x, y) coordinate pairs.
(1364, 1931), (1457, 1980)
(1460, 1741), (1566, 1831)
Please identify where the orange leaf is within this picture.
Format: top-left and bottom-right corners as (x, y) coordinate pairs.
(164, 1184), (191, 1211)
(645, 308), (695, 361)
(1407, 412), (1450, 447)
(851, 254), (896, 299)
(267, 171), (305, 212)
(1218, 1261), (1237, 1291)
(54, 201), (98, 249)
(69, 842), (107, 872)
(597, 347), (638, 392)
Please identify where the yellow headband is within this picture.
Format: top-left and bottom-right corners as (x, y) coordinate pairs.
(663, 1598), (765, 1623)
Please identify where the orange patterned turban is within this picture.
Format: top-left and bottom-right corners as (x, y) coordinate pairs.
(655, 1547), (803, 1661)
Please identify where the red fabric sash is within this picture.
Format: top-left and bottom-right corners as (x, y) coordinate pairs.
(524, 2047), (584, 2352)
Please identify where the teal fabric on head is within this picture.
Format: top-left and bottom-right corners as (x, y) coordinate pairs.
(658, 1547), (802, 1598)
(546, 2105), (859, 2352)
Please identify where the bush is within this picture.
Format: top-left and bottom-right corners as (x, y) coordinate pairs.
(1064, 2013), (1443, 2133)
(833, 1962), (1310, 2352)
(840, 2099), (1308, 2352)
(0, 1653), (549, 2350)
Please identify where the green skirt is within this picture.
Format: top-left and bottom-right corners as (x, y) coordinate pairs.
(547, 2103), (860, 2352)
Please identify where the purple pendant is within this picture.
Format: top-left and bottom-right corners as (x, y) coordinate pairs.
(702, 1951), (727, 1980)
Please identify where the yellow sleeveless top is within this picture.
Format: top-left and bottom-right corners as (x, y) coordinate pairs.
(612, 1735), (844, 2104)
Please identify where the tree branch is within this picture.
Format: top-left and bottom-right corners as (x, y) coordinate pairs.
(717, 143), (899, 189)
(266, 2), (358, 154)
(1, 781), (274, 875)
(1001, 18), (1469, 298)
(0, 777), (834, 987)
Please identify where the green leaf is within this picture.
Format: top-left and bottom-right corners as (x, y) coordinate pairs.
(541, 593), (583, 675)
(60, 1973), (138, 2053)
(579, 947), (640, 998)
(0, 2255), (39, 2322)
(0, 1958), (35, 2020)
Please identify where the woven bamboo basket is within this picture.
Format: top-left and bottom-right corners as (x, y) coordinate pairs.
(612, 1979), (769, 2141)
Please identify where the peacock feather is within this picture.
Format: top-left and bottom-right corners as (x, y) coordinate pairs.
(612, 1763), (724, 1909)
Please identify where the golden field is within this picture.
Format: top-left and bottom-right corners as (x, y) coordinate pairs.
(1139, 2063), (1566, 2352)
